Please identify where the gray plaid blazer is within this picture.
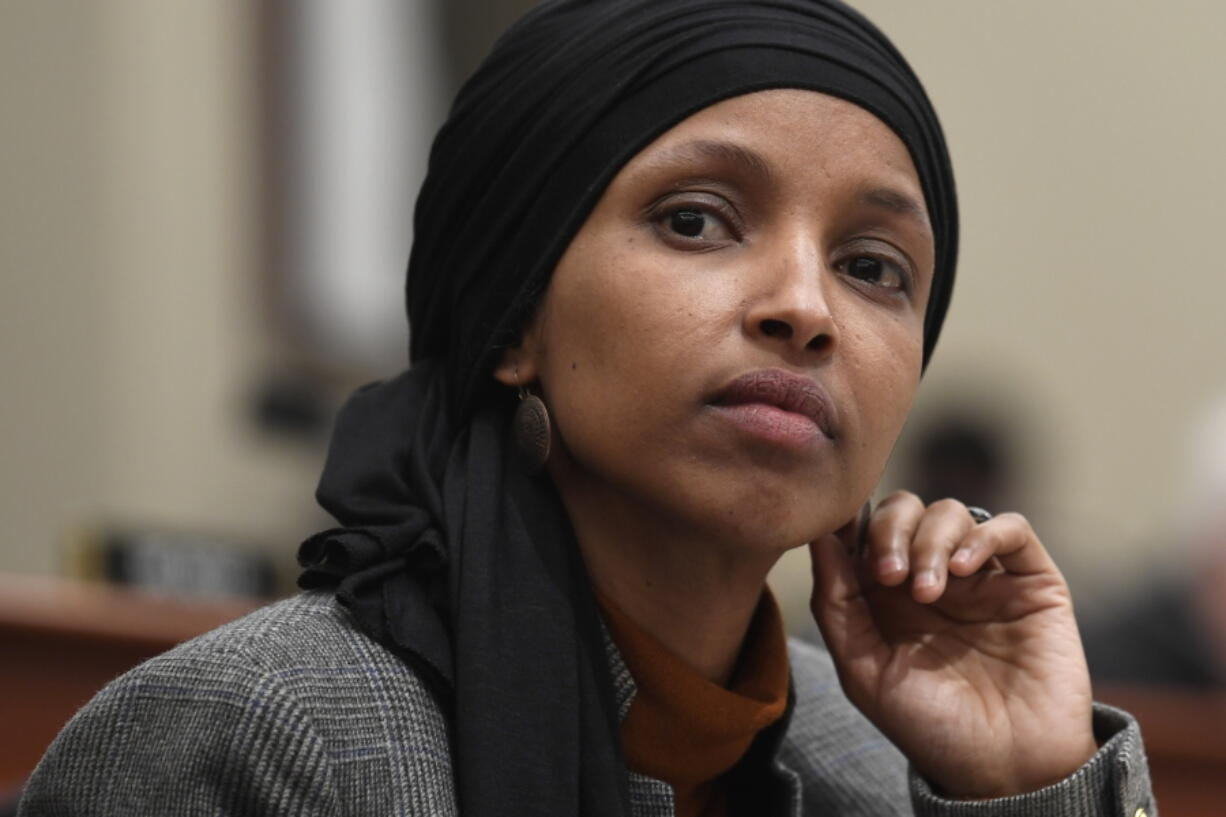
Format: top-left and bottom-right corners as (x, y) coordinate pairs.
(19, 591), (1155, 816)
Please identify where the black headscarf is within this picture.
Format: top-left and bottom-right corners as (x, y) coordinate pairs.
(299, 2), (958, 816)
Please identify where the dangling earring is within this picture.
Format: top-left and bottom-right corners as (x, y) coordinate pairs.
(513, 368), (551, 473)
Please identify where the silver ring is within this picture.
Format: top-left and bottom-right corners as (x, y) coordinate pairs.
(966, 506), (993, 524)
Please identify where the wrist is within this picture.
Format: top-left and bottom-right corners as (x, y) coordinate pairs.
(940, 734), (1100, 800)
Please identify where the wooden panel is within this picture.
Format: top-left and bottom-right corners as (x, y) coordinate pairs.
(1096, 683), (1226, 817)
(0, 573), (260, 790)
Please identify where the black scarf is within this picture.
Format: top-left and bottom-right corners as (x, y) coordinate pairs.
(299, 2), (958, 815)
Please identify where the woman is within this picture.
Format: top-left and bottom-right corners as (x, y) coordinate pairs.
(21, 1), (1154, 815)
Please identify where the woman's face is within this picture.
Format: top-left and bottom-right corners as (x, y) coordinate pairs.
(499, 89), (935, 556)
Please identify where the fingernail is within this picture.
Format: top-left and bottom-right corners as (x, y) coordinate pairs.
(914, 569), (939, 589)
(877, 556), (905, 575)
(951, 547), (973, 566)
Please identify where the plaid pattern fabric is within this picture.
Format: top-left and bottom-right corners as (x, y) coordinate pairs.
(19, 592), (1154, 816)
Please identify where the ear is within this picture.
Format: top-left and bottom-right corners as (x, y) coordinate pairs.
(492, 316), (544, 389)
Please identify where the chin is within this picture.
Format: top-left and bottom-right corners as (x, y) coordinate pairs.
(682, 477), (855, 556)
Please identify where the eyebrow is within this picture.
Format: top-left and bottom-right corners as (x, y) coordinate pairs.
(648, 139), (776, 184)
(857, 186), (931, 231)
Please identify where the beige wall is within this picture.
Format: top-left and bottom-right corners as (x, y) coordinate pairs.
(2, 2), (325, 582)
(2, 3), (108, 576)
(3, 3), (1225, 611)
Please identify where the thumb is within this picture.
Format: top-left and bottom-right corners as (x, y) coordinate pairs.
(809, 520), (889, 689)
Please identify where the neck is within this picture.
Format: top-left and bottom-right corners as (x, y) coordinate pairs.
(551, 465), (784, 686)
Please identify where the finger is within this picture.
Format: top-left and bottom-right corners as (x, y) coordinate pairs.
(809, 532), (890, 686)
(909, 498), (974, 602)
(865, 490), (925, 587)
(949, 512), (1055, 577)
(947, 521), (999, 576)
(948, 544), (1005, 577)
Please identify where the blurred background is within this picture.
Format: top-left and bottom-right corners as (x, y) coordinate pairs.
(9, 0), (1224, 619)
(3, 0), (1226, 808)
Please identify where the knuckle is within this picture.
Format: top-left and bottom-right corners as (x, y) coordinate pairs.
(879, 489), (922, 512)
(976, 513), (1033, 553)
(995, 510), (1029, 525)
(929, 497), (968, 517)
(979, 524), (1006, 552)
(874, 493), (922, 529)
(994, 511), (1032, 535)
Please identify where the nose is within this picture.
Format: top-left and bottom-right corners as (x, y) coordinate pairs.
(744, 240), (839, 360)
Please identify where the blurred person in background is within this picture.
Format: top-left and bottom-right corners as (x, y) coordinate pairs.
(903, 413), (1018, 515)
(19, 1), (1156, 816)
(1083, 395), (1226, 688)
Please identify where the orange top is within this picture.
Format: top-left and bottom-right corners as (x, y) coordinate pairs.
(598, 589), (790, 817)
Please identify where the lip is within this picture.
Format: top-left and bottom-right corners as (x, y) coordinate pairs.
(707, 368), (837, 446)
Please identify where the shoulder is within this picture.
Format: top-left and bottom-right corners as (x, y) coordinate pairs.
(88, 590), (448, 742)
(20, 592), (457, 817)
(146, 588), (422, 685)
(780, 637), (909, 813)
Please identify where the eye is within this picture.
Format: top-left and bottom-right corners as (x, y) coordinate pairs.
(845, 255), (904, 289)
(836, 239), (914, 296)
(649, 192), (742, 247)
(670, 209), (707, 237)
(660, 206), (736, 243)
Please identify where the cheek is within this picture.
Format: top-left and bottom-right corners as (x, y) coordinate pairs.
(847, 325), (922, 466)
(540, 242), (729, 408)
(535, 249), (771, 527)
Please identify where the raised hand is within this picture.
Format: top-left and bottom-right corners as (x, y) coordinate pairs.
(808, 490), (1098, 799)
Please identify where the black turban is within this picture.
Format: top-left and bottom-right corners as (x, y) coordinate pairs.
(299, 2), (958, 816)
